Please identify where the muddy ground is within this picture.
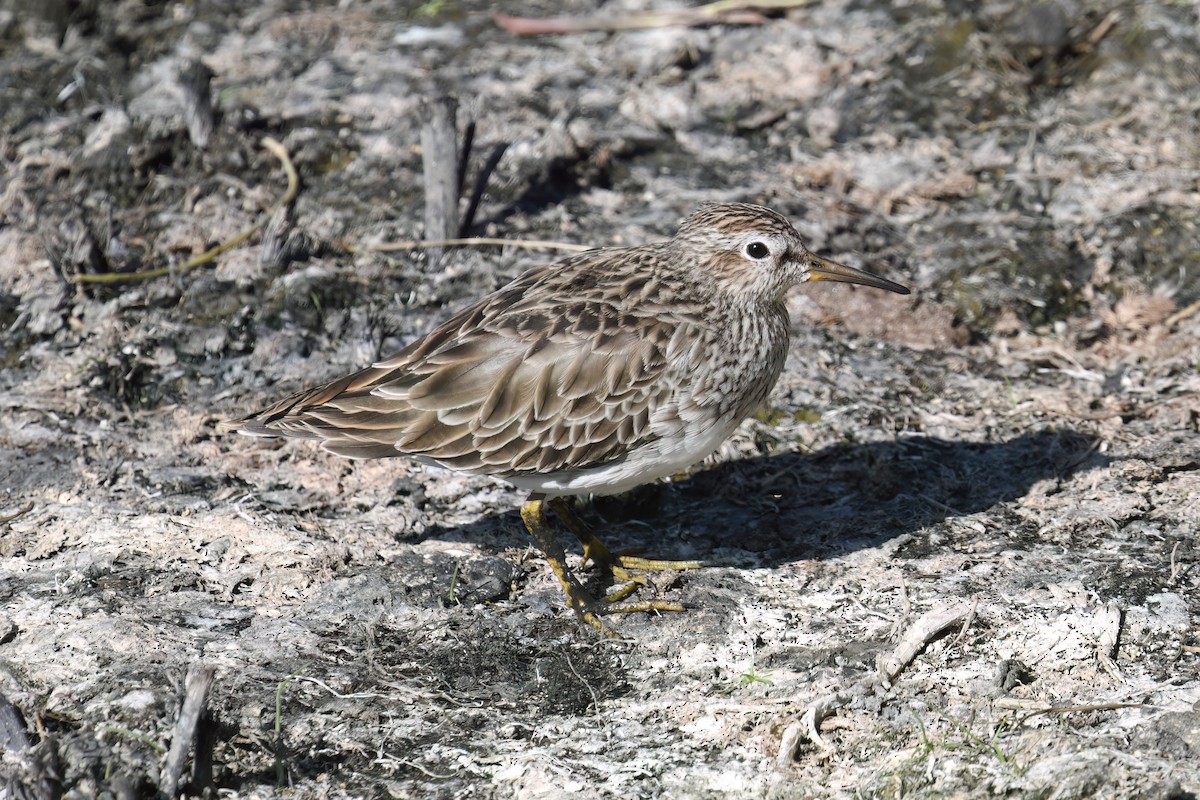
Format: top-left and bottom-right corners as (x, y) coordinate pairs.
(1, 0), (1198, 797)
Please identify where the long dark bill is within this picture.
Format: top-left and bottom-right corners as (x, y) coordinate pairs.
(807, 255), (910, 295)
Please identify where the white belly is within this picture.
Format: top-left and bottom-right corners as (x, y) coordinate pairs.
(504, 410), (745, 497)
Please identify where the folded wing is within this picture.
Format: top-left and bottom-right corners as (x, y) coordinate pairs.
(236, 270), (684, 478)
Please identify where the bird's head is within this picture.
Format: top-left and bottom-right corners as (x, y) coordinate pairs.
(674, 203), (910, 302)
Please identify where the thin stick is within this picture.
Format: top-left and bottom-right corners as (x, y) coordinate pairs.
(73, 137), (299, 284)
(456, 120), (475, 203)
(362, 237), (594, 254)
(160, 664), (215, 798)
(879, 603), (971, 685)
(1165, 297), (1200, 328)
(458, 142), (508, 237)
(1017, 702), (1144, 726)
(0, 502), (34, 524)
(421, 97), (460, 266)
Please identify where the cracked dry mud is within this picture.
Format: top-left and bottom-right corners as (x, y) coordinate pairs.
(1, 1), (1198, 798)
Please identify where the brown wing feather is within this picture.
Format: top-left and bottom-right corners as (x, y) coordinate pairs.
(234, 247), (702, 478)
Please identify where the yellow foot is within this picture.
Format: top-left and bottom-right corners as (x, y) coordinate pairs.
(604, 596), (686, 615)
(608, 553), (702, 583)
(546, 497), (703, 578)
(522, 495), (688, 637)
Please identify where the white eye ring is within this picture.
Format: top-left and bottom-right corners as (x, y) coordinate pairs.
(744, 241), (770, 260)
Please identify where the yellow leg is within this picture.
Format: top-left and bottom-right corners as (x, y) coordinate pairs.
(547, 496), (702, 578)
(521, 495), (687, 635)
(521, 496), (615, 636)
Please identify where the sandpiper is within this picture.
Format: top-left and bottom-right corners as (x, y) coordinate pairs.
(235, 203), (910, 634)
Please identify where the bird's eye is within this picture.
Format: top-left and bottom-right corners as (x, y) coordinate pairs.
(745, 241), (770, 260)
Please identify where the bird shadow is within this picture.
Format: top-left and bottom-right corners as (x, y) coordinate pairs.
(421, 428), (1105, 569)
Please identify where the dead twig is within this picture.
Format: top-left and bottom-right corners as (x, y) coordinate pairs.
(494, 0), (813, 36)
(1016, 702), (1145, 727)
(1168, 541), (1183, 586)
(159, 664), (216, 798)
(1079, 10), (1120, 51)
(458, 142), (508, 238)
(780, 603), (973, 764)
(776, 720), (805, 765)
(455, 119), (475, 203)
(393, 758), (455, 779)
(798, 690), (853, 754)
(1164, 297), (1200, 328)
(361, 237), (593, 254)
(879, 603), (972, 686)
(950, 599), (979, 649)
(421, 96), (460, 267)
(777, 679), (873, 763)
(0, 501), (34, 524)
(73, 137), (299, 284)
